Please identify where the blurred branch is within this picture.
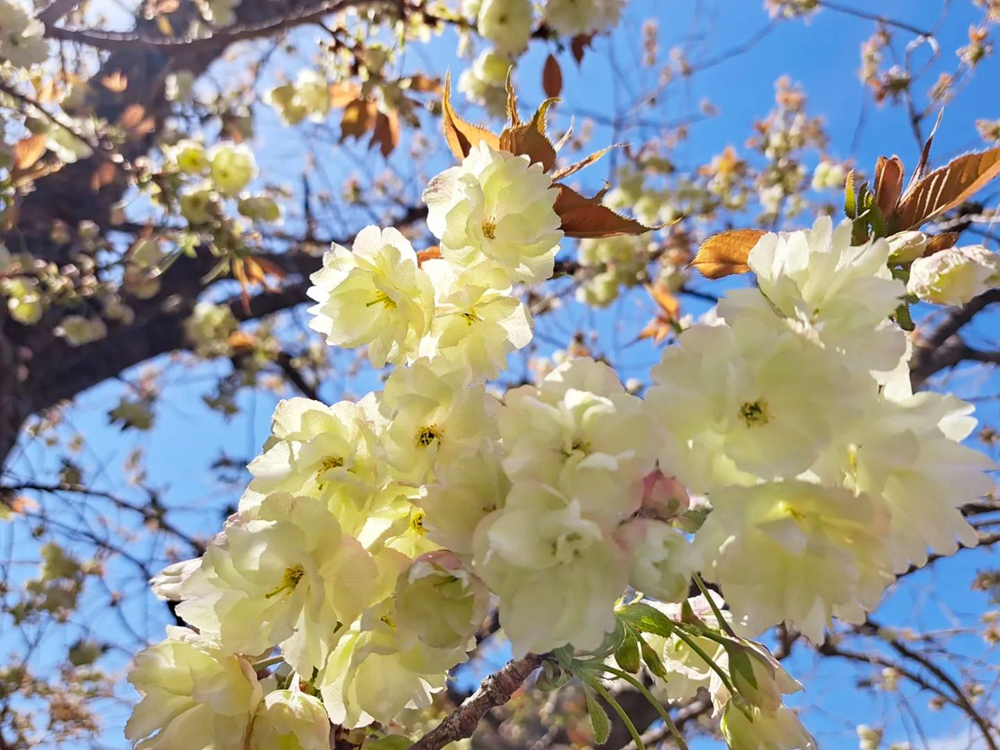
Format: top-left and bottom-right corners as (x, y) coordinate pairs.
(43, 0), (395, 52)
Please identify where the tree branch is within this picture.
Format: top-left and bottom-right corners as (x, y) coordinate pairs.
(43, 0), (394, 52)
(407, 654), (545, 750)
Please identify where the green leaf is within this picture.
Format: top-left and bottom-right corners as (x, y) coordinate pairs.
(615, 601), (678, 638)
(614, 631), (641, 673)
(639, 637), (668, 680)
(894, 301), (915, 331)
(844, 168), (857, 219)
(535, 660), (572, 692)
(723, 642), (758, 693)
(583, 686), (612, 745)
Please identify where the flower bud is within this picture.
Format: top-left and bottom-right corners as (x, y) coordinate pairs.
(907, 244), (1000, 305)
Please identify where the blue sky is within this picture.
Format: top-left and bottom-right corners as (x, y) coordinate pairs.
(4, 1), (1000, 748)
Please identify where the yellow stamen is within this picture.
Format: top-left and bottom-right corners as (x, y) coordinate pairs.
(739, 399), (770, 427)
(265, 564), (304, 599)
(366, 291), (397, 309)
(416, 425), (441, 448)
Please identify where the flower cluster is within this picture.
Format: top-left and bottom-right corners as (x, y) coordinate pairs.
(649, 216), (995, 641)
(0, 0), (48, 69)
(129, 139), (994, 750)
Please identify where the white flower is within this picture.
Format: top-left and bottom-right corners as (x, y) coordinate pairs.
(717, 216), (906, 372)
(0, 1), (48, 68)
(648, 319), (864, 492)
(266, 70), (331, 125)
(498, 357), (655, 526)
(458, 50), (513, 118)
(424, 143), (563, 284)
(307, 226), (435, 367)
(125, 627), (262, 750)
(641, 594), (747, 703)
(55, 315), (107, 346)
(319, 598), (468, 728)
(721, 701), (816, 750)
(185, 301), (238, 357)
(175, 493), (379, 674)
(249, 687), (329, 750)
(179, 184), (217, 225)
(418, 444), (511, 556)
(394, 551), (489, 649)
(209, 143), (257, 195)
(473, 482), (628, 655)
(376, 360), (498, 484)
(813, 391), (996, 572)
(615, 518), (698, 602)
(171, 139), (210, 174)
(694, 480), (892, 642)
(238, 194), (281, 222)
(477, 0), (533, 55)
(887, 230), (928, 262)
(420, 259), (533, 378)
(242, 398), (383, 532)
(907, 244), (1000, 305)
(203, 0), (241, 27)
(543, 0), (623, 36)
(2, 276), (44, 325)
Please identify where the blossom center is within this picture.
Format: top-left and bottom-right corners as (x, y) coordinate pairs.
(266, 564), (304, 599)
(481, 218), (497, 240)
(416, 425), (441, 448)
(409, 510), (427, 536)
(461, 310), (482, 325)
(739, 399), (771, 427)
(553, 531), (589, 563)
(319, 455), (344, 472)
(366, 291), (397, 309)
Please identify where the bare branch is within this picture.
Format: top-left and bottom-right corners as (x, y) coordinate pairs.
(407, 654), (545, 750)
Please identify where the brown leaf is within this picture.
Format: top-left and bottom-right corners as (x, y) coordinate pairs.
(369, 111), (400, 157)
(554, 185), (655, 239)
(227, 330), (256, 355)
(923, 231), (959, 256)
(872, 155), (904, 216)
(543, 54), (563, 99)
(907, 109), (943, 193)
(442, 72), (499, 160)
(408, 74), (441, 93)
(91, 161), (117, 191)
(895, 147), (1000, 229)
(504, 69), (521, 127)
(341, 98), (377, 141)
(101, 71), (129, 93)
(690, 229), (766, 279)
(12, 134), (47, 172)
(35, 78), (62, 104)
(499, 99), (558, 172)
(329, 81), (361, 108)
(571, 34), (594, 66)
(647, 283), (680, 321)
(637, 285), (681, 345)
(551, 144), (619, 181)
(416, 246), (442, 266)
(119, 103), (149, 130)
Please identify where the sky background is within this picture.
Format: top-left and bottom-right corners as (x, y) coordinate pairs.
(3, 0), (1000, 748)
